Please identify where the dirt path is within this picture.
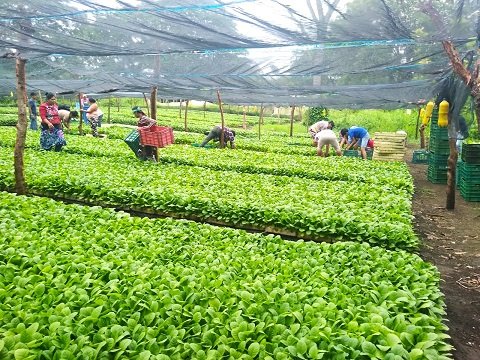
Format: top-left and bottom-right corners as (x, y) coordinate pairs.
(406, 147), (480, 360)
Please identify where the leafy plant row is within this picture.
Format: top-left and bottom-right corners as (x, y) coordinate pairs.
(0, 147), (417, 249)
(0, 128), (412, 192)
(0, 192), (451, 359)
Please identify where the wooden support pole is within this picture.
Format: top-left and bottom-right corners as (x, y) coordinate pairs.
(150, 86), (157, 120)
(143, 93), (150, 117)
(107, 95), (111, 124)
(258, 104), (263, 140)
(217, 90), (225, 148)
(14, 58), (28, 195)
(290, 105), (295, 137)
(415, 107), (421, 140)
(179, 100), (182, 119)
(184, 100), (189, 132)
(203, 101), (207, 119)
(77, 93), (84, 135)
(243, 106), (247, 129)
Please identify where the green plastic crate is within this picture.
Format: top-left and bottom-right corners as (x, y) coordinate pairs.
(343, 149), (360, 157)
(412, 150), (429, 164)
(124, 130), (140, 154)
(461, 144), (480, 164)
(192, 143), (217, 149)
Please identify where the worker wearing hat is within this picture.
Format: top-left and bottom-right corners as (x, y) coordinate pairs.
(132, 106), (158, 161)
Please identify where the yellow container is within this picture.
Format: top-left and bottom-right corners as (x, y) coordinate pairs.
(420, 108), (428, 125)
(438, 99), (449, 127)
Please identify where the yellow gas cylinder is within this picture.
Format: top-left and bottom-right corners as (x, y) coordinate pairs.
(424, 100), (434, 120)
(438, 99), (449, 127)
(420, 108), (428, 125)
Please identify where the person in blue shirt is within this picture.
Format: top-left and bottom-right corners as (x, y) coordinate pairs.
(28, 92), (38, 130)
(340, 126), (370, 159)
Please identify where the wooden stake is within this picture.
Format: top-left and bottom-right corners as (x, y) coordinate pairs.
(258, 104), (263, 140)
(14, 58), (28, 195)
(203, 101), (207, 119)
(143, 93), (150, 117)
(242, 106), (246, 129)
(415, 107), (421, 140)
(217, 90), (225, 148)
(107, 95), (111, 124)
(184, 100), (189, 132)
(78, 93), (84, 135)
(150, 86), (157, 120)
(290, 105), (295, 137)
(179, 100), (182, 119)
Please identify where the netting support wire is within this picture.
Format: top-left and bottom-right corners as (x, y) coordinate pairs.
(217, 90), (225, 149)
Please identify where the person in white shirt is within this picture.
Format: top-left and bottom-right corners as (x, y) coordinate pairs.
(57, 109), (78, 130)
(315, 129), (342, 157)
(83, 98), (103, 137)
(308, 120), (335, 146)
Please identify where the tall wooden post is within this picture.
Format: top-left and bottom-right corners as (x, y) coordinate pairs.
(290, 105), (295, 137)
(14, 58), (28, 195)
(415, 107), (421, 140)
(217, 90), (225, 148)
(107, 95), (111, 124)
(203, 101), (207, 119)
(258, 104), (263, 140)
(77, 93), (84, 135)
(179, 100), (182, 119)
(184, 100), (189, 132)
(150, 87), (157, 120)
(242, 106), (247, 129)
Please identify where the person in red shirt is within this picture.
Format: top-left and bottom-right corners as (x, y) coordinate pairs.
(132, 106), (158, 161)
(39, 93), (66, 151)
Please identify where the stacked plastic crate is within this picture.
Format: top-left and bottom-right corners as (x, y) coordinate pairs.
(427, 110), (450, 184)
(458, 143), (480, 201)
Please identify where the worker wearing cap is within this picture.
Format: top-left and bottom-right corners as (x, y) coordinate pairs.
(132, 106), (157, 161)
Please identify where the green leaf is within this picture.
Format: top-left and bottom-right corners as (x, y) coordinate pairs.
(361, 341), (377, 355)
(296, 339), (308, 355)
(248, 342), (260, 357)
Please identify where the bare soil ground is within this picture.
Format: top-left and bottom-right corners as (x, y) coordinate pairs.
(406, 146), (480, 360)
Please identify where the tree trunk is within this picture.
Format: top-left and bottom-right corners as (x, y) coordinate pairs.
(419, 126), (426, 149)
(150, 87), (157, 120)
(14, 58), (28, 195)
(446, 138), (458, 210)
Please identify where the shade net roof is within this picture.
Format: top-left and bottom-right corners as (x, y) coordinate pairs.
(0, 0), (478, 108)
